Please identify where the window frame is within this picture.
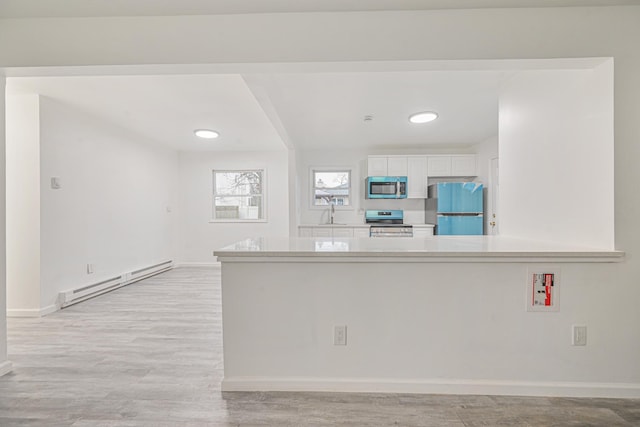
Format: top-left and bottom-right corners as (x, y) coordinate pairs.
(211, 169), (267, 223)
(310, 167), (354, 210)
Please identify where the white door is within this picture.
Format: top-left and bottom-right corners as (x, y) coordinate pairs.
(488, 157), (499, 235)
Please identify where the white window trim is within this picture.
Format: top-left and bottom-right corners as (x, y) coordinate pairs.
(309, 167), (354, 211)
(211, 168), (268, 223)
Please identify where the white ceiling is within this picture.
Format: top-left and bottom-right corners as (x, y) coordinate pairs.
(248, 71), (505, 150)
(6, 74), (288, 152)
(7, 70), (508, 152)
(1, 0), (639, 18)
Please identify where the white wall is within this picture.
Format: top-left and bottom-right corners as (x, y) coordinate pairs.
(0, 76), (9, 373)
(499, 64), (614, 249)
(473, 135), (499, 233)
(178, 150), (290, 264)
(38, 98), (179, 309)
(6, 95), (41, 313)
(473, 135), (498, 188)
(5, 96), (180, 313)
(287, 149), (298, 237)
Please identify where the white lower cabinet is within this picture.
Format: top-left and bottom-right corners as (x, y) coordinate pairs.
(299, 227), (313, 237)
(300, 225), (434, 238)
(312, 228), (332, 238)
(412, 226), (435, 238)
(299, 226), (370, 237)
(332, 228), (354, 238)
(353, 227), (371, 238)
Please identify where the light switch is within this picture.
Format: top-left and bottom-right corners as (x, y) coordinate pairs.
(51, 177), (61, 189)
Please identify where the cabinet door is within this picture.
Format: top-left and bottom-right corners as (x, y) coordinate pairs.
(387, 156), (408, 176)
(427, 156), (452, 176)
(407, 156), (428, 198)
(451, 155), (476, 176)
(412, 227), (434, 238)
(312, 228), (332, 237)
(299, 227), (313, 237)
(353, 227), (371, 238)
(332, 228), (354, 238)
(367, 157), (388, 176)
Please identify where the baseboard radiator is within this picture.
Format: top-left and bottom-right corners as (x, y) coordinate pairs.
(59, 260), (173, 308)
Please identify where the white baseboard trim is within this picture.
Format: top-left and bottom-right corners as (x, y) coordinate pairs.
(221, 377), (640, 398)
(0, 360), (13, 377)
(7, 304), (59, 318)
(40, 304), (59, 316)
(175, 262), (221, 268)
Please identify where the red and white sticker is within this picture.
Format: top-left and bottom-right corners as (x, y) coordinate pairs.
(532, 273), (554, 307)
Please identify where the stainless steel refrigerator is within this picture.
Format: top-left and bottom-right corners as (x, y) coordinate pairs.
(425, 182), (484, 235)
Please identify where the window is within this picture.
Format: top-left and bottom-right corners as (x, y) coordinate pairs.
(212, 170), (265, 221)
(312, 170), (351, 207)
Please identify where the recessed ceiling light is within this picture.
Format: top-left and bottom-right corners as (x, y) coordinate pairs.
(194, 129), (220, 139)
(408, 111), (438, 124)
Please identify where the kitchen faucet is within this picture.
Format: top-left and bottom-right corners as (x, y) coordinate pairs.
(329, 196), (335, 224)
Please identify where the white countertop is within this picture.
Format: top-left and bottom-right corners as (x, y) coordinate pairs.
(214, 236), (624, 263)
(299, 223), (435, 228)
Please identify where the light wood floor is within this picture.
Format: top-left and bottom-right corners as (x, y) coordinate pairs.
(1, 266), (639, 426)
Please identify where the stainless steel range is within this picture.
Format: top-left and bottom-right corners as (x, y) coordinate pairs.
(365, 210), (413, 237)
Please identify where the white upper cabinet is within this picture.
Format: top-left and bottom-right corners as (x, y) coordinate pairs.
(367, 156), (388, 176)
(427, 155), (476, 177)
(367, 155), (408, 176)
(367, 154), (476, 197)
(407, 156), (428, 198)
(387, 157), (408, 176)
(427, 156), (452, 177)
(451, 155), (477, 176)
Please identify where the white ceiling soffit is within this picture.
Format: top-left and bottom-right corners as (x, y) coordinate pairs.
(6, 74), (287, 152)
(1, 0), (640, 18)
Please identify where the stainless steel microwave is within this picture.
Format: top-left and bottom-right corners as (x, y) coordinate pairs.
(366, 176), (408, 199)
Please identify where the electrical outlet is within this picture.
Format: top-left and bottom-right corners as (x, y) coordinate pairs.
(572, 325), (587, 346)
(334, 325), (347, 346)
(87, 264), (94, 274)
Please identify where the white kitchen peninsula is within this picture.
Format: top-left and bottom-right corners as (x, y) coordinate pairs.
(214, 237), (631, 398)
